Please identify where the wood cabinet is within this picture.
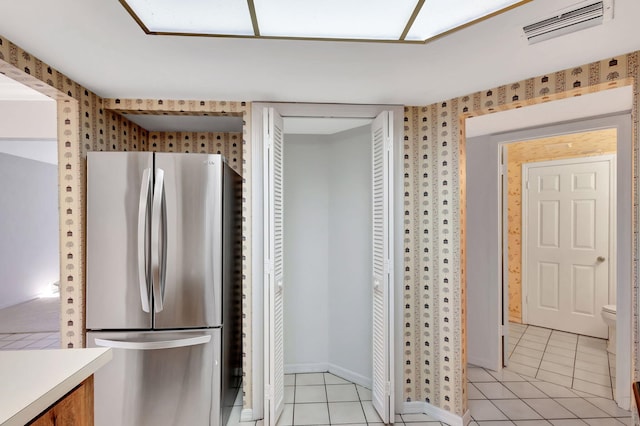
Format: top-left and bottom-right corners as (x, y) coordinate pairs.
(28, 376), (94, 426)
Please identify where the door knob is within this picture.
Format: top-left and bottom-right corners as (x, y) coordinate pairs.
(597, 256), (606, 263)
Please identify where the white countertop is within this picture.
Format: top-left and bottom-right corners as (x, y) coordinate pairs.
(0, 348), (112, 426)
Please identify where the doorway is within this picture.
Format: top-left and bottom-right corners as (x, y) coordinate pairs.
(466, 113), (632, 409)
(0, 74), (61, 349)
(506, 135), (617, 399)
(280, 119), (374, 425)
(521, 154), (615, 338)
(252, 103), (404, 425)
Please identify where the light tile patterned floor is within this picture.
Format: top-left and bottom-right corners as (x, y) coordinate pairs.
(230, 369), (631, 425)
(230, 372), (445, 425)
(468, 364), (631, 425)
(507, 322), (616, 399)
(0, 332), (60, 350)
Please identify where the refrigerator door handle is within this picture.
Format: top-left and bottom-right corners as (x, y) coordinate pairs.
(137, 167), (152, 313)
(151, 168), (166, 313)
(94, 334), (211, 350)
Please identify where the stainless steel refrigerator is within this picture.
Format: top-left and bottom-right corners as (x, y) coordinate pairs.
(85, 152), (242, 426)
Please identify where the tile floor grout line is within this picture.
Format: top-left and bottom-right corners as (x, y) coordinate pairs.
(322, 374), (331, 425)
(569, 329), (579, 391)
(509, 323), (613, 398)
(533, 327), (553, 380)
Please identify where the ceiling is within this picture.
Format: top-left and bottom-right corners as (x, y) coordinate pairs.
(0, 0), (639, 106)
(124, 114), (244, 132)
(0, 73), (52, 101)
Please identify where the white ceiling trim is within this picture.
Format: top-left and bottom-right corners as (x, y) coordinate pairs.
(465, 85), (633, 138)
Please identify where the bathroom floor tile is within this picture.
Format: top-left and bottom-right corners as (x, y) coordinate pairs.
(492, 400), (542, 420)
(503, 382), (548, 399)
(324, 373), (350, 385)
(469, 383), (488, 399)
(475, 382), (518, 399)
(326, 384), (359, 402)
(295, 385), (327, 403)
(469, 400), (509, 421)
(328, 402), (366, 424)
(293, 403), (330, 425)
(295, 373), (325, 386)
(556, 399), (610, 418)
(522, 399), (576, 419)
(470, 367), (500, 382)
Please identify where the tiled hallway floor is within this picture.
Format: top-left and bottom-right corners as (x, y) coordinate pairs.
(507, 322), (615, 399)
(230, 372), (445, 425)
(230, 368), (631, 425)
(0, 332), (60, 350)
(468, 364), (631, 424)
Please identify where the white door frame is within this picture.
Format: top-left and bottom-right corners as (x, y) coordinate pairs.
(466, 111), (633, 410)
(521, 154), (617, 326)
(250, 102), (404, 421)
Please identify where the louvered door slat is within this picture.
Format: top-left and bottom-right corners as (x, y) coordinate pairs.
(265, 107), (285, 426)
(371, 111), (394, 424)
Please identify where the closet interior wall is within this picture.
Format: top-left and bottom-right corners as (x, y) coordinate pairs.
(283, 125), (373, 386)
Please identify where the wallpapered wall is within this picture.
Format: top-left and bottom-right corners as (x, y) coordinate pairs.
(505, 130), (617, 324)
(0, 35), (254, 410)
(147, 131), (243, 174)
(105, 111), (149, 152)
(1, 33), (639, 420)
(404, 54), (639, 416)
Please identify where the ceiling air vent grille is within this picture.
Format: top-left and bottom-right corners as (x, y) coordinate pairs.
(523, 1), (612, 44)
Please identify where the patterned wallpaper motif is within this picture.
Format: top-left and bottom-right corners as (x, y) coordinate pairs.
(2, 32), (640, 421)
(0, 36), (254, 411)
(405, 55), (639, 416)
(104, 101), (253, 410)
(105, 112), (148, 152)
(505, 130), (617, 324)
(147, 131), (243, 174)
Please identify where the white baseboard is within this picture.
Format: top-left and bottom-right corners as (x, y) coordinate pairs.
(240, 408), (254, 422)
(284, 363), (329, 374)
(328, 363), (372, 389)
(402, 401), (468, 426)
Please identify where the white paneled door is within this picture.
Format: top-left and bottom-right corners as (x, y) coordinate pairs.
(264, 107), (285, 426)
(524, 156), (613, 338)
(371, 111), (394, 424)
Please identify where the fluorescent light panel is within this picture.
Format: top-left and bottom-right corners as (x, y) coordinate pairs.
(123, 0), (526, 42)
(406, 0), (524, 41)
(125, 0), (254, 35)
(253, 0), (416, 40)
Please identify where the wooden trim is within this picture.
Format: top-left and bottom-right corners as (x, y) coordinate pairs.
(28, 376), (94, 426)
(400, 0), (426, 41)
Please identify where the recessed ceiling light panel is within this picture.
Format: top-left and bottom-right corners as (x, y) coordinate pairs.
(253, 0), (417, 40)
(124, 0), (255, 35)
(405, 0), (524, 41)
(121, 0), (530, 42)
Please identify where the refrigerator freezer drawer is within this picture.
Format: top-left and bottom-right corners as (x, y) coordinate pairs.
(87, 329), (222, 426)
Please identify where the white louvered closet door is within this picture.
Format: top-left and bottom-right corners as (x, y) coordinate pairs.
(264, 107), (285, 426)
(371, 111), (394, 424)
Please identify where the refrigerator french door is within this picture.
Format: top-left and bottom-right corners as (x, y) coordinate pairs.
(86, 152), (242, 426)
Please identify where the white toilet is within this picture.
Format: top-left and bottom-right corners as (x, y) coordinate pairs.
(601, 304), (617, 354)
